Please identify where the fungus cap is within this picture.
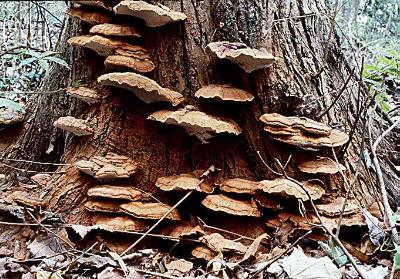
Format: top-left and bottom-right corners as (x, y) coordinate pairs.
(201, 194), (261, 217)
(104, 55), (155, 73)
(195, 85), (254, 102)
(53, 116), (93, 136)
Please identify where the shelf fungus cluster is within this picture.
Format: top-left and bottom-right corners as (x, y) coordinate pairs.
(53, 116), (93, 136)
(66, 87), (101, 104)
(259, 113), (349, 150)
(75, 152), (138, 181)
(148, 106), (242, 143)
(206, 41), (276, 73)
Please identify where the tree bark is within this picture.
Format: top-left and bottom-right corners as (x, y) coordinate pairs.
(1, 0), (398, 253)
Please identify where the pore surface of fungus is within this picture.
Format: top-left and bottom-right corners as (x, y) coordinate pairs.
(259, 178), (325, 201)
(53, 116), (93, 136)
(148, 106), (242, 143)
(87, 185), (146, 201)
(68, 35), (149, 58)
(299, 157), (346, 174)
(66, 87), (101, 104)
(114, 0), (187, 27)
(84, 200), (123, 213)
(75, 153), (138, 180)
(104, 55), (155, 73)
(98, 72), (184, 106)
(90, 23), (141, 38)
(206, 41), (276, 73)
(120, 202), (181, 220)
(155, 173), (213, 193)
(219, 178), (259, 195)
(66, 7), (112, 24)
(195, 85), (254, 102)
(0, 98), (25, 125)
(201, 194), (261, 217)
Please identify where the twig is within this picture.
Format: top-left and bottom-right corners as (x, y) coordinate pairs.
(120, 166), (218, 257)
(197, 217), (256, 242)
(27, 211), (75, 249)
(120, 191), (193, 257)
(317, 66), (356, 120)
(368, 114), (400, 244)
(251, 231), (312, 275)
(0, 162), (66, 174)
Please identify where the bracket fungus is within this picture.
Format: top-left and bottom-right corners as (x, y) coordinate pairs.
(194, 85), (254, 102)
(259, 113), (349, 150)
(200, 233), (247, 254)
(259, 178), (325, 201)
(168, 223), (204, 238)
(87, 185), (146, 201)
(53, 116), (93, 136)
(148, 106), (242, 143)
(84, 200), (122, 213)
(299, 157), (346, 174)
(68, 35), (149, 58)
(219, 178), (259, 195)
(114, 0), (187, 27)
(66, 87), (101, 104)
(191, 245), (217, 261)
(92, 214), (148, 232)
(201, 194), (261, 217)
(120, 202), (181, 220)
(0, 98), (25, 126)
(75, 153), (138, 181)
(206, 41), (276, 73)
(316, 197), (359, 217)
(66, 7), (112, 25)
(104, 55), (155, 73)
(9, 191), (46, 208)
(155, 174), (213, 193)
(98, 72), (184, 106)
(74, 1), (113, 11)
(90, 23), (141, 38)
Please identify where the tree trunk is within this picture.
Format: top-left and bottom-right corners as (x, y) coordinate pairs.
(1, 0), (398, 254)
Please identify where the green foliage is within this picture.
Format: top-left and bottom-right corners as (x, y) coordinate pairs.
(362, 50), (399, 112)
(394, 244), (400, 270)
(18, 50), (70, 70)
(70, 80), (86, 88)
(0, 98), (25, 113)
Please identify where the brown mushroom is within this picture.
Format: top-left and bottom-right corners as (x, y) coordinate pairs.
(120, 202), (181, 220)
(114, 0), (187, 27)
(84, 200), (123, 213)
(259, 113), (332, 136)
(219, 178), (259, 194)
(92, 214), (148, 232)
(194, 85), (254, 102)
(259, 178), (325, 201)
(155, 173), (213, 193)
(191, 245), (218, 261)
(201, 194), (261, 217)
(299, 157), (346, 174)
(68, 35), (149, 58)
(53, 116), (93, 136)
(165, 259), (193, 276)
(148, 106), (242, 143)
(98, 72), (184, 106)
(200, 233), (247, 254)
(104, 55), (155, 73)
(66, 7), (112, 24)
(270, 130), (349, 150)
(206, 41), (276, 73)
(75, 153), (138, 181)
(253, 194), (283, 210)
(74, 1), (113, 11)
(168, 222), (204, 238)
(87, 185), (146, 201)
(66, 87), (101, 104)
(8, 191), (46, 208)
(90, 23), (141, 38)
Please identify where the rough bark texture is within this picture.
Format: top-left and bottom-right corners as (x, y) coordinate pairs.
(1, 0), (398, 252)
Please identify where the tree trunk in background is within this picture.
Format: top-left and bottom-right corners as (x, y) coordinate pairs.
(1, 0), (398, 253)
